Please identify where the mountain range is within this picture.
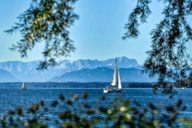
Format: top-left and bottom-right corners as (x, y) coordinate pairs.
(0, 69), (20, 82)
(0, 56), (142, 82)
(49, 67), (157, 82)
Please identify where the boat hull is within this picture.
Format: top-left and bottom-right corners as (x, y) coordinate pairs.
(103, 89), (122, 93)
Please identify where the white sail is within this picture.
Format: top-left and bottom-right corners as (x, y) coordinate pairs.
(103, 57), (122, 93)
(117, 66), (122, 89)
(110, 58), (116, 87)
(21, 82), (25, 89)
(21, 83), (23, 89)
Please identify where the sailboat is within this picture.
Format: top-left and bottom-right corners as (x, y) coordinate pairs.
(103, 58), (122, 93)
(21, 82), (26, 90)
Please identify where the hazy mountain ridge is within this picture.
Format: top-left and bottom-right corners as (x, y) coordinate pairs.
(0, 57), (141, 82)
(49, 67), (157, 82)
(0, 69), (20, 82)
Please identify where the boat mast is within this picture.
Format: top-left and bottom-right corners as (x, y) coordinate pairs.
(110, 58), (117, 87)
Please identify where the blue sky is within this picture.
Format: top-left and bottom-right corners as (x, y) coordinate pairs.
(0, 0), (192, 65)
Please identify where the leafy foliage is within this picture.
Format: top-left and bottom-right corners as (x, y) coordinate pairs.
(123, 0), (192, 93)
(5, 0), (78, 70)
(174, 77), (192, 88)
(123, 0), (151, 39)
(0, 93), (190, 128)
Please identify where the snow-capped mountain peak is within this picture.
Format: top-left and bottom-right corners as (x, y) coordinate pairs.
(0, 56), (141, 82)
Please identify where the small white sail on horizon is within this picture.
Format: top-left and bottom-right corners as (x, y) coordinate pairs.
(21, 82), (26, 90)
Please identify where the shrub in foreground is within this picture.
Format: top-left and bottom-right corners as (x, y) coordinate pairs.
(0, 93), (191, 128)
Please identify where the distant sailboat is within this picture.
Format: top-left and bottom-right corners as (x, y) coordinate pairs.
(103, 58), (122, 93)
(21, 82), (26, 90)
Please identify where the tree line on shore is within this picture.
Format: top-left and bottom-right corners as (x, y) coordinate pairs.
(127, 77), (192, 88)
(174, 77), (192, 88)
(126, 82), (154, 88)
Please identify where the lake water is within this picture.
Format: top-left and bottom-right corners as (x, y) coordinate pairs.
(0, 88), (192, 126)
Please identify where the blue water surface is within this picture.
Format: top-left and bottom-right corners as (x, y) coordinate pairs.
(0, 88), (192, 126)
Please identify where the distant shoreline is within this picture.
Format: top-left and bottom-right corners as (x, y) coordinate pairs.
(0, 82), (157, 89)
(0, 88), (155, 89)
